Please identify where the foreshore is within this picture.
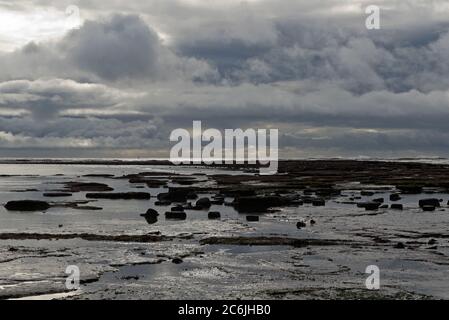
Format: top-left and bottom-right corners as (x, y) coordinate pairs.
(0, 159), (448, 299)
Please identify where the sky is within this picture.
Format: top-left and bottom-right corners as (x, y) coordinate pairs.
(1, 0), (449, 159)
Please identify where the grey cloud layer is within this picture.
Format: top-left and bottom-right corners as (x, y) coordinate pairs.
(1, 0), (449, 157)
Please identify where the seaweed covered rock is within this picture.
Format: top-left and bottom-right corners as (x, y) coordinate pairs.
(64, 182), (113, 192)
(195, 197), (211, 209)
(357, 202), (380, 211)
(5, 200), (50, 211)
(165, 211), (187, 220)
(86, 192), (151, 200)
(418, 198), (440, 208)
(208, 211), (221, 219)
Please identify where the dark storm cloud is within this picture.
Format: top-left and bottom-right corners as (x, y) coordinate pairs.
(1, 1), (449, 157)
(65, 14), (160, 81)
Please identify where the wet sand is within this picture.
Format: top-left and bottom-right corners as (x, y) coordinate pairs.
(0, 160), (448, 300)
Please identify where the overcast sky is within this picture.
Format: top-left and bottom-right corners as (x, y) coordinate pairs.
(1, 0), (449, 158)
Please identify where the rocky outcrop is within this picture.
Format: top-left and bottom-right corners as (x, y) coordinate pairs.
(86, 192), (151, 200)
(4, 200), (50, 211)
(64, 182), (114, 192)
(418, 198), (440, 208)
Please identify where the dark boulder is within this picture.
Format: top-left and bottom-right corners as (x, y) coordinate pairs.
(5, 200), (50, 211)
(373, 198), (384, 203)
(357, 202), (380, 211)
(422, 205), (436, 212)
(302, 197), (313, 204)
(379, 204), (388, 209)
(86, 192), (151, 200)
(186, 192), (198, 200)
(394, 242), (406, 249)
(157, 187), (197, 202)
(303, 189), (313, 195)
(141, 208), (159, 217)
(391, 204), (403, 210)
(361, 191), (374, 196)
(195, 198), (211, 209)
(210, 196), (224, 205)
(312, 199), (325, 206)
(315, 188), (341, 197)
(296, 221), (307, 229)
(419, 198), (440, 208)
(172, 258), (183, 264)
(171, 205), (185, 212)
(219, 188), (256, 197)
(208, 211), (221, 219)
(397, 185), (422, 194)
(143, 215), (157, 224)
(390, 194), (401, 201)
(155, 200), (171, 206)
(246, 215), (259, 222)
(165, 211), (187, 220)
(43, 193), (72, 197)
(65, 182), (113, 192)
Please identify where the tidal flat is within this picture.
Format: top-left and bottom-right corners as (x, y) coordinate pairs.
(0, 159), (448, 300)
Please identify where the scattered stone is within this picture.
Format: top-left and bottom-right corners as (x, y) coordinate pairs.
(141, 209), (159, 217)
(64, 182), (113, 192)
(186, 192), (198, 200)
(390, 193), (401, 201)
(397, 185), (423, 194)
(73, 205), (103, 211)
(43, 193), (72, 197)
(4, 200), (50, 211)
(210, 197), (224, 205)
(167, 187), (198, 202)
(394, 242), (406, 249)
(302, 197), (313, 204)
(310, 219), (316, 225)
(171, 205), (185, 212)
(312, 199), (325, 206)
(357, 202), (380, 211)
(165, 211), (187, 220)
(379, 204), (388, 209)
(155, 200), (171, 206)
(11, 189), (39, 192)
(296, 221), (307, 229)
(86, 192), (151, 200)
(172, 258), (183, 264)
(422, 205), (436, 212)
(391, 204), (403, 210)
(419, 198), (440, 208)
(195, 197), (211, 209)
(83, 174), (115, 178)
(373, 198), (384, 203)
(428, 239), (437, 245)
(208, 211), (221, 219)
(246, 215), (259, 222)
(142, 215), (158, 225)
